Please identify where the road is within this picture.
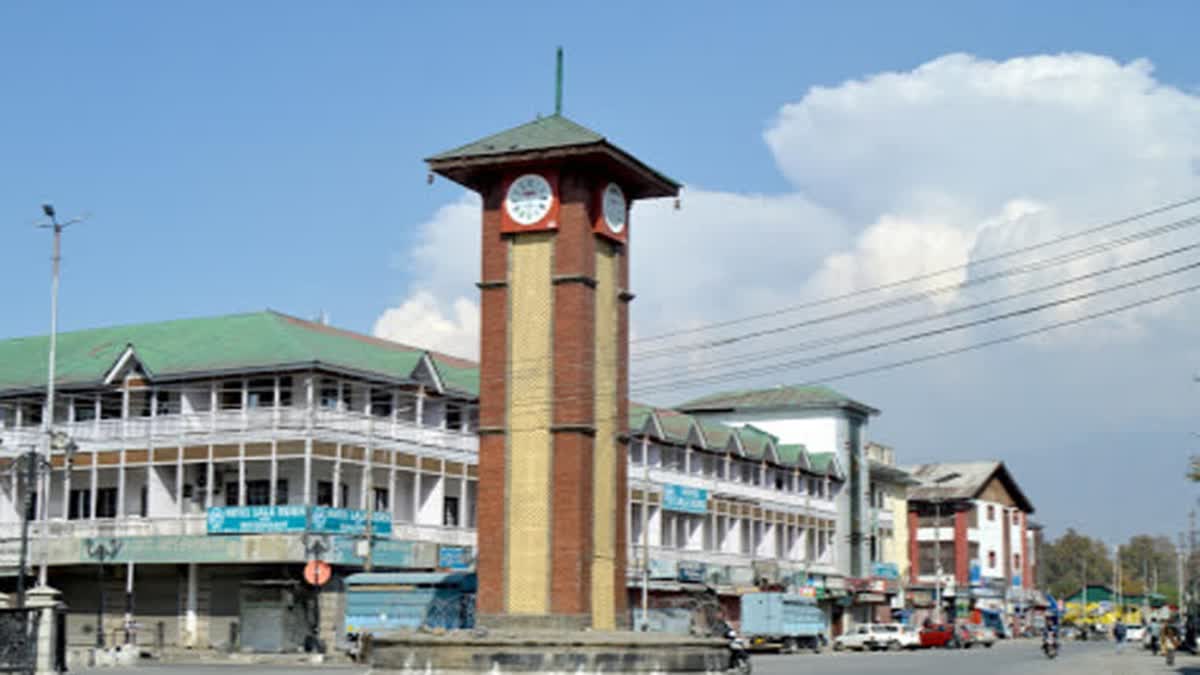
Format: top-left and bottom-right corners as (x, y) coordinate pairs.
(71, 640), (1196, 674)
(754, 640), (1197, 675)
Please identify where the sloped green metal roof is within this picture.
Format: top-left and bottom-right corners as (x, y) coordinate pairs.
(775, 443), (809, 467)
(735, 424), (776, 460)
(656, 410), (698, 443)
(808, 452), (836, 475)
(679, 384), (879, 415)
(427, 114), (604, 162)
(0, 311), (436, 394)
(629, 402), (655, 432)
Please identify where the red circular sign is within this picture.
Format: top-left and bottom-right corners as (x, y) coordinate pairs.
(304, 560), (332, 587)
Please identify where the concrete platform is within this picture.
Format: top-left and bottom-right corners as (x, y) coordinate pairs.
(370, 629), (730, 674)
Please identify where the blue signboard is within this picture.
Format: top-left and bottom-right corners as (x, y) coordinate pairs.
(438, 546), (473, 570)
(969, 559), (982, 585)
(871, 562), (899, 580)
(206, 506), (308, 534)
(678, 561), (706, 583)
(1012, 575), (1022, 588)
(206, 506), (391, 537)
(662, 484), (708, 514)
(310, 507), (393, 537)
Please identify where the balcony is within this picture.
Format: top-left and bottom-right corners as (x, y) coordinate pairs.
(631, 463), (838, 516)
(0, 408), (478, 459)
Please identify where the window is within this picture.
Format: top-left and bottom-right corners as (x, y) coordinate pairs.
(316, 481), (349, 507)
(371, 389), (394, 418)
(68, 489), (91, 520)
(96, 488), (118, 518)
(275, 480), (289, 506)
(445, 404), (463, 430)
(773, 470), (786, 491)
(73, 397), (97, 422)
(244, 480), (273, 506)
(1012, 511), (1020, 527)
(988, 550), (997, 568)
(19, 401), (43, 427)
(139, 485), (148, 517)
(219, 381), (242, 410)
(443, 496), (460, 527)
(1014, 553), (1022, 570)
(373, 488), (389, 512)
(278, 376), (294, 407)
(247, 378), (275, 408)
(319, 379), (343, 410)
(987, 505), (995, 521)
(100, 393), (122, 420)
(225, 483), (239, 507)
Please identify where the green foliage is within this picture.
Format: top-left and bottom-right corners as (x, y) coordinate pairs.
(1042, 529), (1113, 599)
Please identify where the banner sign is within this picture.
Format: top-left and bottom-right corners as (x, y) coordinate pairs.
(206, 506), (391, 537)
(662, 484), (708, 514)
(871, 562), (899, 580)
(310, 507), (392, 537)
(678, 561), (706, 583)
(438, 546), (472, 570)
(206, 505), (307, 534)
(969, 559), (982, 584)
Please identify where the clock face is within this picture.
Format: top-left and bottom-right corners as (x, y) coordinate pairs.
(602, 182), (627, 233)
(505, 173), (554, 226)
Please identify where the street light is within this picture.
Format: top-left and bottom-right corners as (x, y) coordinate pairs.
(85, 538), (123, 649)
(3, 435), (73, 609)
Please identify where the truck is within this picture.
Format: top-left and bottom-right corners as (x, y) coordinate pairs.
(739, 592), (828, 653)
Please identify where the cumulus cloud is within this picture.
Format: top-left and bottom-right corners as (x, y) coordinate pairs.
(378, 51), (1200, 393)
(373, 291), (480, 360)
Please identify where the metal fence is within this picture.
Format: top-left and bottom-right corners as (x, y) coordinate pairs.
(422, 594), (476, 630)
(0, 608), (39, 674)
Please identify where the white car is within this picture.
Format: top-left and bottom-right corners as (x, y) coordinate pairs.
(833, 624), (905, 651)
(895, 625), (922, 649)
(1124, 624), (1146, 643)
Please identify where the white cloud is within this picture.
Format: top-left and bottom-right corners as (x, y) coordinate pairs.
(373, 290), (479, 360)
(378, 51), (1200, 396)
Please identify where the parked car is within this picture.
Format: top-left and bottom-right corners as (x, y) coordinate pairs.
(833, 624), (904, 651)
(895, 625), (922, 649)
(919, 623), (963, 649)
(1124, 624), (1147, 644)
(965, 624), (997, 648)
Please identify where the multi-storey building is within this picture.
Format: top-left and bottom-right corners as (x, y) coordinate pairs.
(0, 311), (905, 648)
(904, 461), (1038, 629)
(864, 442), (917, 621)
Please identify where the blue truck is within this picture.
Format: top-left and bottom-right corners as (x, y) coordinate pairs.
(739, 592), (828, 653)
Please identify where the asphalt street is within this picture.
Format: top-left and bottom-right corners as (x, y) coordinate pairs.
(70, 640), (1200, 674)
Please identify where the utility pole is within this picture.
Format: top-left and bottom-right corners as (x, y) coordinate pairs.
(35, 203), (84, 587)
(1179, 533), (1186, 611)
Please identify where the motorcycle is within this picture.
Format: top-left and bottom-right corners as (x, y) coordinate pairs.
(726, 629), (751, 675)
(1042, 633), (1059, 659)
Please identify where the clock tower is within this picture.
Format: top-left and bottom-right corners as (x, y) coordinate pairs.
(427, 114), (678, 630)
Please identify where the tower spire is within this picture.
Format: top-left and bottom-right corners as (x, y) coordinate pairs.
(555, 46), (563, 116)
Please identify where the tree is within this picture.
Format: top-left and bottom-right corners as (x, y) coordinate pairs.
(1041, 529), (1113, 599)
(1118, 535), (1178, 602)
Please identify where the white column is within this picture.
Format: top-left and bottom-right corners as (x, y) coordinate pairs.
(332, 443), (342, 508)
(61, 396), (75, 519)
(185, 563), (198, 648)
(118, 387), (129, 517)
(414, 386), (424, 426)
(304, 373), (314, 506)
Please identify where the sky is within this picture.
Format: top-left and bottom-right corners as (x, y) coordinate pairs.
(3, 2), (1200, 544)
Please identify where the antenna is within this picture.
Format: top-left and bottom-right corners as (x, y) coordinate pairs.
(555, 47), (563, 116)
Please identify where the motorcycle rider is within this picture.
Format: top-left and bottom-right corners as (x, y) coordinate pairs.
(1041, 613), (1060, 657)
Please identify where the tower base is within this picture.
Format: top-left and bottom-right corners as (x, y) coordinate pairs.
(370, 630), (729, 674)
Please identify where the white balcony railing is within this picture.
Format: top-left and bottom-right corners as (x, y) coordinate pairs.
(0, 407), (478, 456)
(633, 464), (839, 517)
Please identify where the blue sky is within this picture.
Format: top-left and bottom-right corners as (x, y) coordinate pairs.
(3, 2), (1200, 544)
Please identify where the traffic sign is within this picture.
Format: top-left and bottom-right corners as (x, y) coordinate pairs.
(304, 559), (332, 587)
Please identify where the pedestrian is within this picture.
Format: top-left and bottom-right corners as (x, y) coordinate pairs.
(1113, 621), (1126, 654)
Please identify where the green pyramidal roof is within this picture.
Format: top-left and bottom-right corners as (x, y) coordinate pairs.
(680, 384), (880, 416)
(427, 114), (604, 162)
(426, 114), (680, 199)
(0, 311), (477, 396)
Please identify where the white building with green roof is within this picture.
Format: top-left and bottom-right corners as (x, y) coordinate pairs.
(0, 311), (900, 648)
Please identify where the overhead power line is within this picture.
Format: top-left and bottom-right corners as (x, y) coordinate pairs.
(631, 195), (1200, 346)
